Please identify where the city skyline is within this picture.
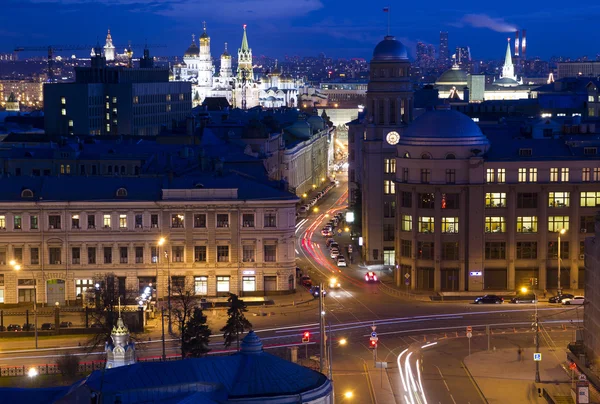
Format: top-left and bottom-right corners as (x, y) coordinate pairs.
(1, 0), (599, 60)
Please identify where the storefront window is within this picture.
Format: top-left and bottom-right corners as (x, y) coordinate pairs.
(242, 276), (256, 292)
(216, 276), (230, 292)
(195, 276), (208, 295)
(75, 279), (93, 298)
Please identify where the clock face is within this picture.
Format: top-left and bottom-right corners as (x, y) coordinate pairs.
(386, 131), (400, 145)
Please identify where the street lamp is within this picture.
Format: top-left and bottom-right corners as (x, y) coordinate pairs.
(164, 249), (172, 335)
(11, 261), (38, 349)
(557, 229), (566, 295)
(522, 287), (541, 383)
(156, 237), (165, 300)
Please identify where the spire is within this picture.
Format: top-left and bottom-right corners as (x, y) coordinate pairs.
(106, 29), (112, 42)
(241, 24), (249, 51)
(504, 38), (513, 69)
(191, 33), (196, 44)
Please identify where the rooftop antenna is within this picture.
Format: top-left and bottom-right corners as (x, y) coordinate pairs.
(383, 6), (390, 36)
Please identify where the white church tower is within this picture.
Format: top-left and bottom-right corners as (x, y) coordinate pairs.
(494, 38), (523, 87)
(220, 43), (233, 78)
(197, 22), (214, 87)
(104, 29), (116, 62)
(105, 302), (136, 369)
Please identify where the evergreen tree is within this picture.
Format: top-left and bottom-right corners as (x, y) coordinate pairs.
(220, 293), (253, 350)
(181, 307), (212, 358)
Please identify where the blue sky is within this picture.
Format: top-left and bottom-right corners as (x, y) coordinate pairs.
(1, 0), (599, 61)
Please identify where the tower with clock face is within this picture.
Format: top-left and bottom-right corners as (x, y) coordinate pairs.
(347, 34), (414, 267)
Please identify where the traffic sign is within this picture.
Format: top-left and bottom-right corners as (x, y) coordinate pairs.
(370, 336), (379, 341)
(466, 326), (472, 333)
(466, 332), (472, 338)
(404, 273), (410, 279)
(534, 352), (542, 361)
(569, 362), (577, 370)
(579, 374), (587, 381)
(337, 229), (342, 234)
(405, 278), (410, 286)
(375, 361), (388, 369)
(371, 325), (377, 332)
(371, 331), (377, 338)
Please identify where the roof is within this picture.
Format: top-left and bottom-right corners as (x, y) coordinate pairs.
(184, 42), (200, 57)
(436, 66), (468, 85)
(372, 36), (408, 61)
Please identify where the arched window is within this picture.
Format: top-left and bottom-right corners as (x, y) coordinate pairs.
(21, 189), (34, 198)
(403, 152), (410, 159)
(421, 153), (432, 159)
(120, 166), (126, 175)
(113, 165), (118, 175)
(446, 153), (456, 159)
(116, 188), (127, 197)
(108, 166), (113, 174)
(134, 166), (140, 175)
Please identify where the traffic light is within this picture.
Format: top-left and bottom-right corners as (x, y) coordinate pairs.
(302, 331), (310, 343)
(369, 339), (377, 349)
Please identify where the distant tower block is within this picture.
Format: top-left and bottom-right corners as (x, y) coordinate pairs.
(521, 29), (527, 60)
(514, 31), (520, 57)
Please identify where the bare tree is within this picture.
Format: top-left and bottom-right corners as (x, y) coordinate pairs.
(171, 283), (210, 358)
(56, 352), (80, 382)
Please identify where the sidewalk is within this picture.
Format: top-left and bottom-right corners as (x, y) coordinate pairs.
(464, 347), (573, 403)
(366, 363), (396, 404)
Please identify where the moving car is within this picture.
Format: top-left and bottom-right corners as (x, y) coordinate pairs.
(562, 296), (585, 305)
(336, 256), (347, 267)
(300, 275), (313, 288)
(364, 272), (378, 282)
(329, 278), (341, 289)
(7, 324), (22, 332)
(329, 242), (339, 251)
(549, 293), (574, 303)
(321, 228), (332, 237)
(309, 286), (327, 298)
(325, 238), (335, 247)
(41, 323), (55, 330)
(474, 295), (504, 304)
(330, 248), (340, 259)
(510, 293), (537, 304)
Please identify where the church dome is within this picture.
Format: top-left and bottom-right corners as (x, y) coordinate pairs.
(401, 108), (489, 147)
(372, 36), (409, 61)
(184, 42), (199, 57)
(436, 66), (468, 85)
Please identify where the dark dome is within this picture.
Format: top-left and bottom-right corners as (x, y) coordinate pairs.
(372, 36), (408, 61)
(184, 43), (199, 57)
(436, 67), (468, 85)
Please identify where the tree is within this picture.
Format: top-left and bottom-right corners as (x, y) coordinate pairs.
(182, 307), (211, 358)
(220, 293), (253, 351)
(56, 352), (80, 381)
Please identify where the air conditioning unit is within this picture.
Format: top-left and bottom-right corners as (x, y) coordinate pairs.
(580, 254), (585, 260)
(49, 225), (54, 229)
(151, 224), (158, 228)
(581, 229), (587, 233)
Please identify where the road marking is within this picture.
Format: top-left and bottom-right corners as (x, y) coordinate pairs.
(450, 394), (457, 404)
(364, 361), (377, 404)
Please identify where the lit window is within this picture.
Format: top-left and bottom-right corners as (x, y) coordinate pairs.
(166, 105), (171, 112)
(485, 216), (506, 233)
(384, 159), (396, 174)
(119, 214), (127, 228)
(216, 276), (230, 292)
(548, 216), (570, 232)
(497, 168), (506, 183)
(194, 276), (208, 295)
(486, 169), (494, 183)
(166, 94), (171, 102)
(401, 215), (412, 232)
(112, 97), (117, 103)
(529, 168), (537, 182)
(580, 191), (600, 207)
(106, 113), (110, 120)
(582, 168), (591, 182)
(0, 215), (5, 229)
(550, 168), (559, 182)
(106, 124), (111, 131)
(171, 214), (184, 228)
(548, 192), (570, 207)
(518, 168), (527, 182)
(61, 97), (66, 105)
(68, 120), (73, 127)
(60, 164), (65, 174)
(589, 95), (595, 102)
(485, 193), (506, 208)
(560, 168), (569, 182)
(103, 214), (111, 228)
(418, 217), (434, 233)
(66, 164), (70, 174)
(594, 168), (600, 182)
(441, 217), (459, 233)
(133, 96), (139, 104)
(517, 216), (538, 233)
(384, 180), (395, 194)
(61, 108), (66, 116)
(105, 102), (110, 109)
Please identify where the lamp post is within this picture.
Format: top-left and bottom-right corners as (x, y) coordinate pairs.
(11, 261), (38, 349)
(522, 287), (540, 382)
(156, 237), (165, 302)
(557, 228), (566, 295)
(165, 249), (172, 335)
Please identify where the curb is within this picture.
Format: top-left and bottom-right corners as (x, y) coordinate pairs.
(461, 360), (489, 404)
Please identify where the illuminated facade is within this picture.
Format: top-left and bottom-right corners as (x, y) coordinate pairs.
(0, 80), (44, 109)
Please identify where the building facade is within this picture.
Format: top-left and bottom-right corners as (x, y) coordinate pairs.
(557, 62), (600, 79)
(584, 212), (600, 368)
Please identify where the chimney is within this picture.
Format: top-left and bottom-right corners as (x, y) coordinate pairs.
(514, 31), (520, 57)
(521, 29), (527, 60)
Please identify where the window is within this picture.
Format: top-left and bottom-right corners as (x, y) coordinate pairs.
(485, 193), (506, 208)
(61, 108), (66, 116)
(486, 169), (494, 183)
(417, 241), (434, 260)
(49, 247), (61, 264)
(30, 247), (39, 265)
(12, 215), (21, 230)
(264, 213), (277, 227)
(61, 97), (66, 105)
(401, 192), (412, 208)
(445, 169), (456, 184)
(383, 201), (396, 218)
(242, 245), (255, 262)
(13, 247), (23, 263)
(119, 214), (127, 228)
(581, 192), (600, 207)
(441, 193), (459, 209)
(384, 158), (396, 174)
(151, 214), (159, 228)
(194, 214), (207, 228)
(384, 180), (396, 194)
(485, 217), (506, 233)
(419, 217), (434, 233)
(548, 216), (570, 232)
(70, 214), (79, 229)
(497, 169), (506, 183)
(0, 215), (4, 229)
(519, 149), (532, 157)
(194, 276), (208, 295)
(135, 247), (143, 263)
(594, 168), (600, 182)
(550, 168), (559, 182)
(103, 214), (111, 228)
(529, 168), (538, 182)
(518, 168), (527, 182)
(172, 246), (184, 262)
(171, 276), (185, 293)
(151, 247), (159, 263)
(216, 214), (229, 228)
(49, 215), (61, 229)
(548, 192), (570, 207)
(420, 169), (431, 184)
(548, 241), (569, 259)
(194, 246), (207, 262)
(585, 147), (598, 154)
(75, 279), (93, 298)
(517, 193), (537, 208)
(401, 215), (412, 232)
(485, 242), (506, 259)
(264, 245), (276, 262)
(217, 276), (230, 292)
(419, 193), (435, 209)
(442, 242), (459, 260)
(383, 224), (395, 241)
(71, 247), (80, 264)
(104, 247), (112, 264)
(241, 213), (255, 227)
(171, 214), (184, 228)
(580, 216), (595, 233)
(561, 168), (569, 182)
(583, 168), (591, 182)
(30, 215), (38, 230)
(217, 245), (229, 262)
(402, 168), (409, 182)
(441, 217), (459, 233)
(88, 247), (96, 264)
(401, 240), (412, 258)
(135, 214), (143, 228)
(517, 242), (537, 259)
(517, 216), (538, 233)
(119, 247), (128, 263)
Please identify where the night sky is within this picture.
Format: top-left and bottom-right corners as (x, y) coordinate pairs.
(1, 0), (599, 60)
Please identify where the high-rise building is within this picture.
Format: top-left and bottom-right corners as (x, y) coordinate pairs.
(416, 42), (436, 69)
(439, 31), (449, 64)
(455, 46), (471, 70)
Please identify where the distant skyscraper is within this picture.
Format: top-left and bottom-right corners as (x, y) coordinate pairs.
(104, 29), (115, 62)
(439, 31), (449, 63)
(455, 46), (471, 71)
(416, 42), (436, 69)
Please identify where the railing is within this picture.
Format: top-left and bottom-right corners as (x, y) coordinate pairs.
(378, 281), (424, 300)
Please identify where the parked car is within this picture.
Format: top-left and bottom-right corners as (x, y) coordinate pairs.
(60, 321), (73, 328)
(7, 324), (22, 332)
(0, 325), (5, 331)
(329, 242), (339, 251)
(549, 293), (574, 303)
(309, 286), (327, 298)
(364, 272), (378, 282)
(511, 293), (537, 304)
(330, 248), (340, 259)
(300, 275), (313, 287)
(562, 296), (585, 305)
(41, 323), (55, 330)
(329, 277), (341, 289)
(336, 256), (347, 267)
(22, 323), (36, 331)
(325, 238), (335, 247)
(299, 206), (308, 213)
(474, 295), (504, 304)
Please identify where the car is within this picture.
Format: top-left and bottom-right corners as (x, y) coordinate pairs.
(330, 249), (340, 259)
(60, 321), (73, 328)
(329, 242), (339, 250)
(300, 275), (313, 287)
(309, 286), (327, 298)
(511, 293), (537, 304)
(336, 256), (347, 267)
(365, 271), (378, 282)
(562, 296), (585, 305)
(41, 323), (55, 330)
(325, 238), (335, 247)
(299, 206), (308, 213)
(22, 323), (36, 331)
(7, 324), (22, 332)
(329, 277), (341, 289)
(549, 293), (574, 303)
(474, 295), (504, 304)
(321, 228), (332, 237)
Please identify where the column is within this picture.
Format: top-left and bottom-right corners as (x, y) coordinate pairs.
(433, 188), (442, 292)
(410, 187), (418, 290)
(570, 187), (580, 291)
(507, 186), (517, 290)
(539, 187), (549, 289)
